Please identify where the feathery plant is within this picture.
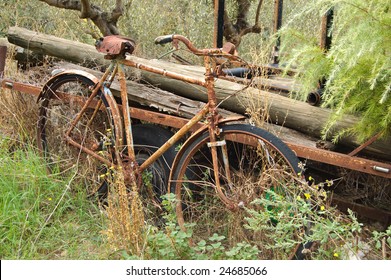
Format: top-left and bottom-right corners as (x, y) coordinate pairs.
(280, 0), (391, 143)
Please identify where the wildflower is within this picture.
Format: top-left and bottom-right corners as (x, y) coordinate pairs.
(304, 193), (311, 200)
(333, 252), (339, 258)
(320, 205), (325, 211)
(296, 195), (301, 201)
(308, 176), (313, 181)
(48, 197), (52, 201)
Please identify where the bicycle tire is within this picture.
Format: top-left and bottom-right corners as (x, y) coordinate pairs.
(37, 73), (120, 196)
(170, 123), (305, 259)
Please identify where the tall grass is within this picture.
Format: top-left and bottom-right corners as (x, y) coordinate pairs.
(0, 137), (109, 259)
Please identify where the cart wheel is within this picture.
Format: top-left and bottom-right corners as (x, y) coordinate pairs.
(132, 124), (177, 223)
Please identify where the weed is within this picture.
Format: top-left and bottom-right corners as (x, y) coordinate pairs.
(0, 137), (108, 259)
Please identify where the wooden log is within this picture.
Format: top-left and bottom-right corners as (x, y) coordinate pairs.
(54, 62), (239, 119)
(6, 26), (391, 160)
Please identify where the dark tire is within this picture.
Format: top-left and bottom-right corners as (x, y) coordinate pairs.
(132, 124), (177, 199)
(170, 124), (305, 259)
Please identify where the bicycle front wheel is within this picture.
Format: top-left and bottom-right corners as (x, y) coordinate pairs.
(170, 124), (304, 259)
(37, 73), (120, 196)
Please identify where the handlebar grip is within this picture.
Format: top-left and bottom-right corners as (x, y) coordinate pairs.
(154, 35), (174, 45)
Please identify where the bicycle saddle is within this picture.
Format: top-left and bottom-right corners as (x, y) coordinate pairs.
(95, 35), (136, 58)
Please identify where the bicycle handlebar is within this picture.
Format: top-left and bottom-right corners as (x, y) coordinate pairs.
(154, 34), (244, 65)
(154, 34), (174, 45)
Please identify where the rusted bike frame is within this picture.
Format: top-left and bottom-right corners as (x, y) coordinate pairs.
(62, 34), (247, 208)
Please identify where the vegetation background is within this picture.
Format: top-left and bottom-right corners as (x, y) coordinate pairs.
(0, 0), (390, 260)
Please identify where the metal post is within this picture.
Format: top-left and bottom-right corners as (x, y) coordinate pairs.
(320, 8), (334, 51)
(0, 46), (7, 78)
(214, 0), (225, 48)
(313, 7), (334, 106)
(272, 0), (283, 65)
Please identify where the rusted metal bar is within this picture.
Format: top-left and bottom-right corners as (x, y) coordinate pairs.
(118, 64), (137, 164)
(64, 63), (115, 139)
(214, 0), (225, 48)
(122, 57), (206, 87)
(287, 142), (391, 179)
(272, 0), (283, 64)
(0, 46), (7, 78)
(348, 132), (381, 157)
(139, 104), (209, 173)
(1, 78), (41, 96)
(332, 195), (391, 225)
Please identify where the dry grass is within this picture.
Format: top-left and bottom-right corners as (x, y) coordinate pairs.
(0, 54), (41, 142)
(104, 171), (145, 256)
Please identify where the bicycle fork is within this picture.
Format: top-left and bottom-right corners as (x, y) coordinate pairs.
(204, 57), (236, 211)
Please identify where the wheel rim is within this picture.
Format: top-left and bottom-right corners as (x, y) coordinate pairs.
(172, 127), (302, 259)
(38, 76), (116, 196)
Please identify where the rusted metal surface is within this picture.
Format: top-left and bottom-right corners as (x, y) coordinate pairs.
(122, 57), (207, 88)
(287, 142), (391, 179)
(1, 78), (41, 96)
(118, 63), (139, 185)
(139, 104), (209, 174)
(348, 132), (381, 157)
(332, 195), (391, 225)
(0, 46), (7, 78)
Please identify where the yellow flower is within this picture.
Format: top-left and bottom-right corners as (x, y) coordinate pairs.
(296, 195), (301, 201)
(304, 193), (311, 200)
(48, 197), (52, 201)
(320, 205), (325, 211)
(308, 176), (313, 181)
(333, 252), (339, 257)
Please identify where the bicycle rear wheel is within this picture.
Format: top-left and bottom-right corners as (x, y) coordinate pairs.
(170, 124), (304, 259)
(37, 73), (120, 196)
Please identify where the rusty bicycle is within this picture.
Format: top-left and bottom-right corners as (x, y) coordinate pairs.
(36, 34), (304, 258)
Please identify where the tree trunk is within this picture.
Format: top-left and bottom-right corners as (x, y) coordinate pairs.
(6, 27), (391, 160)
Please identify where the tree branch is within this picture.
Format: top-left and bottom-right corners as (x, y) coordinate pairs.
(111, 0), (124, 21)
(254, 0), (264, 26)
(80, 0), (92, 18)
(223, 0), (265, 46)
(37, 0), (124, 36)
(38, 0), (81, 11)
